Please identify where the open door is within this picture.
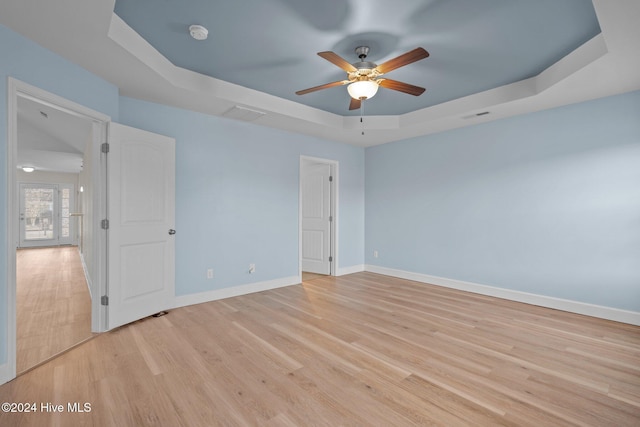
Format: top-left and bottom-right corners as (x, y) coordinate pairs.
(106, 123), (175, 329)
(301, 162), (332, 275)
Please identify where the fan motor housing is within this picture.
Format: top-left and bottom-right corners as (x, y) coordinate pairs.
(352, 61), (377, 70)
(349, 61), (380, 82)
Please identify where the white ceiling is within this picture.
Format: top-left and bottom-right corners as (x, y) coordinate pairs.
(1, 0), (639, 153)
(17, 96), (92, 174)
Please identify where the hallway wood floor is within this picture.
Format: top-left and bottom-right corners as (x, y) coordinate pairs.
(1, 272), (639, 426)
(16, 247), (93, 373)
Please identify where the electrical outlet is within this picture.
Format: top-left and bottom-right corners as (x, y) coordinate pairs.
(373, 250), (379, 258)
(249, 263), (255, 274)
(207, 268), (214, 279)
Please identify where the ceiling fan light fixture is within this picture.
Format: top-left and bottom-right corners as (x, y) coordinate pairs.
(296, 46), (428, 110)
(347, 80), (379, 100)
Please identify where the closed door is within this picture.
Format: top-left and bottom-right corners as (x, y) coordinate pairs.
(301, 162), (332, 274)
(19, 183), (75, 248)
(20, 183), (57, 247)
(107, 123), (176, 329)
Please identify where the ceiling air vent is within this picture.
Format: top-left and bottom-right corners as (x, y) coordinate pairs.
(462, 111), (491, 119)
(222, 106), (266, 122)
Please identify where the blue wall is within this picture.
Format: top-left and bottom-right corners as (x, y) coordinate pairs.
(0, 24), (120, 365)
(2, 20), (639, 373)
(366, 91), (640, 311)
(119, 97), (365, 295)
(1, 23), (363, 369)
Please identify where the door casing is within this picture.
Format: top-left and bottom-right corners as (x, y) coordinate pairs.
(5, 78), (110, 383)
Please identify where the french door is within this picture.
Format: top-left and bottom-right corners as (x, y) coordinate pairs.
(19, 183), (75, 247)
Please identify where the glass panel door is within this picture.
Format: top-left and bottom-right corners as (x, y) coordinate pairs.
(58, 184), (75, 245)
(19, 183), (77, 247)
(19, 183), (58, 247)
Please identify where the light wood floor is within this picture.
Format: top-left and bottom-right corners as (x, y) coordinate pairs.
(16, 247), (93, 373)
(1, 272), (639, 426)
(301, 271), (328, 282)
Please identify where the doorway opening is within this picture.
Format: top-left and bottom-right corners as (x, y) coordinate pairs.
(16, 180), (84, 373)
(6, 78), (110, 380)
(299, 156), (338, 280)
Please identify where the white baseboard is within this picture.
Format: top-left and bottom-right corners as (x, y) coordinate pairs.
(174, 275), (300, 309)
(0, 362), (13, 386)
(336, 264), (365, 276)
(78, 250), (92, 300)
(365, 265), (640, 326)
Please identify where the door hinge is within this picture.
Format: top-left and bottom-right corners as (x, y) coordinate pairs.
(101, 142), (110, 153)
(329, 256), (333, 262)
(329, 175), (333, 182)
(101, 295), (109, 306)
(329, 216), (333, 222)
(101, 219), (109, 230)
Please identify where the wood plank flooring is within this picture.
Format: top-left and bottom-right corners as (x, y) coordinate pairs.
(301, 271), (328, 282)
(16, 247), (93, 373)
(1, 272), (639, 426)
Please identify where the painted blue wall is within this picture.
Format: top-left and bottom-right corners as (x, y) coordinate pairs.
(0, 24), (120, 365)
(0, 23), (363, 369)
(118, 97), (365, 295)
(1, 19), (638, 376)
(366, 91), (640, 311)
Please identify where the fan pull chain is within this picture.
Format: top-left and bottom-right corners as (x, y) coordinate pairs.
(360, 99), (365, 135)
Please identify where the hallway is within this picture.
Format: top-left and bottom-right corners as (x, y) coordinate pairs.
(16, 246), (93, 373)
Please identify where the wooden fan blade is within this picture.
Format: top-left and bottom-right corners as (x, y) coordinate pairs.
(296, 80), (349, 95)
(378, 79), (426, 96)
(375, 47), (429, 74)
(349, 97), (361, 110)
(318, 51), (358, 73)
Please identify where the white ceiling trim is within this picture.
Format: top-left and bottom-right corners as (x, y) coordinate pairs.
(105, 1), (637, 147)
(108, 14), (345, 128)
(1, 0), (638, 147)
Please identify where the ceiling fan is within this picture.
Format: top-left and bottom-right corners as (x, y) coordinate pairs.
(296, 46), (430, 110)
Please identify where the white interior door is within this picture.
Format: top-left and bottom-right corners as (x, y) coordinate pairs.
(301, 162), (332, 274)
(107, 123), (175, 329)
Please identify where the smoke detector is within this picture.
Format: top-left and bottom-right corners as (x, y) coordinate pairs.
(189, 25), (208, 41)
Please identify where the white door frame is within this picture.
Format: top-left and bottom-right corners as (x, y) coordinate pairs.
(299, 156), (338, 277)
(5, 77), (110, 382)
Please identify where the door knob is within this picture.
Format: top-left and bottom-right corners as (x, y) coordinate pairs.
(168, 229), (176, 235)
